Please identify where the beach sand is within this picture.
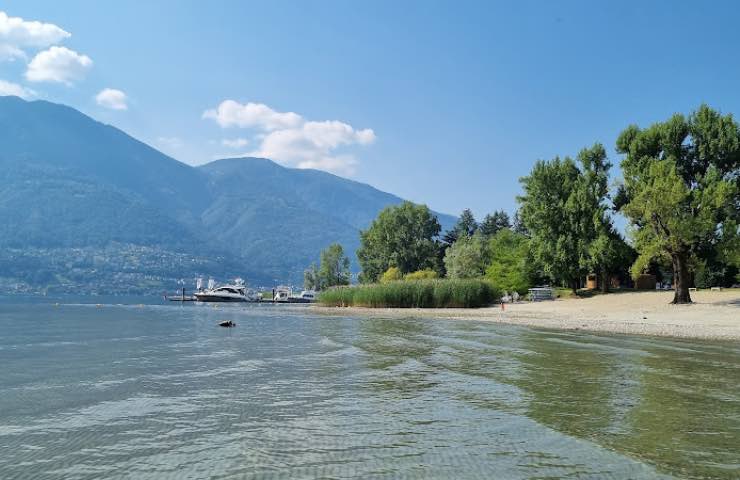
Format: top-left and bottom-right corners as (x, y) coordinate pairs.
(311, 290), (740, 341)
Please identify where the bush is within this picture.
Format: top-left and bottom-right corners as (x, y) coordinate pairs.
(404, 269), (438, 280)
(318, 279), (499, 308)
(380, 266), (403, 283)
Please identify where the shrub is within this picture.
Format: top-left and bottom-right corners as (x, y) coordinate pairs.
(380, 266), (403, 283)
(404, 269), (438, 280)
(318, 279), (499, 308)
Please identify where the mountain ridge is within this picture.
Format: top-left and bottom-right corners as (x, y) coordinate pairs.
(0, 96), (455, 293)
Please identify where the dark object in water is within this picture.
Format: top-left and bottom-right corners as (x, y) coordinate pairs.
(219, 320), (236, 328)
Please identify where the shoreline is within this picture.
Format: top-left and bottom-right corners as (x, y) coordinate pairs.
(311, 290), (740, 341)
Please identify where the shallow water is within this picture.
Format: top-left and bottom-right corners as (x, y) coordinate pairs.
(0, 301), (738, 479)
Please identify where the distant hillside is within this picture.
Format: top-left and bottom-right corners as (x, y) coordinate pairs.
(0, 96), (455, 293)
(199, 157), (456, 281)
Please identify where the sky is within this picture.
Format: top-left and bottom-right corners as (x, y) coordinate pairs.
(2, 0), (740, 220)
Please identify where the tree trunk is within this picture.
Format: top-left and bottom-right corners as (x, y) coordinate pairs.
(571, 278), (579, 295)
(600, 268), (609, 294)
(671, 251), (692, 304)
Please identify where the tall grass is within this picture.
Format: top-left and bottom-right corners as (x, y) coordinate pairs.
(318, 279), (499, 308)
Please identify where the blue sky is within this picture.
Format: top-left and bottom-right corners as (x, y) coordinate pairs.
(2, 1), (740, 220)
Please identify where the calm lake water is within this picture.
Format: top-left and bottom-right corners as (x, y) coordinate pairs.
(0, 301), (738, 479)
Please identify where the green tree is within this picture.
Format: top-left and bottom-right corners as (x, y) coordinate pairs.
(480, 210), (511, 236)
(456, 208), (479, 237)
(485, 228), (534, 294)
(616, 105), (740, 303)
(518, 154), (587, 293)
(519, 143), (615, 293)
(573, 143), (629, 293)
(444, 232), (489, 279)
(588, 226), (635, 293)
(306, 244), (351, 290)
(443, 208), (478, 244)
(304, 262), (319, 290)
(316, 243), (351, 289)
(512, 210), (529, 236)
(357, 201), (442, 282)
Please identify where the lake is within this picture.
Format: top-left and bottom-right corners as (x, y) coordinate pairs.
(0, 301), (738, 479)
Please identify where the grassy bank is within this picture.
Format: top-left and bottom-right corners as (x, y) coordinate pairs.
(318, 279), (498, 308)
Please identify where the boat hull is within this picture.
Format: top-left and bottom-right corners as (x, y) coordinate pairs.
(194, 295), (251, 303)
(273, 297), (313, 304)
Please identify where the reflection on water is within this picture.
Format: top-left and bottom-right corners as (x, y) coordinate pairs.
(0, 302), (738, 479)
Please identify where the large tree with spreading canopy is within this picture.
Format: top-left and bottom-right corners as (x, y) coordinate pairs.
(357, 201), (442, 282)
(615, 105), (740, 303)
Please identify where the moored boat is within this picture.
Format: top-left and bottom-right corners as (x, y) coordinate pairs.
(272, 286), (316, 303)
(194, 278), (260, 303)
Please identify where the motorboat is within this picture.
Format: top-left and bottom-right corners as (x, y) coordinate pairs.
(194, 278), (260, 303)
(272, 286), (316, 303)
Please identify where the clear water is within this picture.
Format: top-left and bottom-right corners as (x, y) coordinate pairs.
(0, 301), (738, 479)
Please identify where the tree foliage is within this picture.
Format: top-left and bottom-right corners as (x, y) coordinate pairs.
(443, 232), (489, 279)
(518, 154), (586, 291)
(404, 269), (439, 280)
(357, 201), (442, 282)
(442, 208), (478, 245)
(480, 210), (511, 236)
(305, 243), (350, 290)
(518, 144), (618, 293)
(380, 266), (403, 283)
(616, 105), (740, 302)
(512, 210), (528, 236)
(574, 144), (632, 292)
(304, 263), (319, 290)
(485, 228), (534, 294)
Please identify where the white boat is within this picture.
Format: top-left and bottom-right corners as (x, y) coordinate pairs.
(194, 278), (260, 303)
(273, 286), (316, 303)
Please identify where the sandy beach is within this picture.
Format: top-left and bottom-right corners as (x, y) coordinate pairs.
(311, 290), (740, 341)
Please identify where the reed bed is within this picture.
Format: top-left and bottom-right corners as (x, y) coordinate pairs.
(318, 279), (498, 308)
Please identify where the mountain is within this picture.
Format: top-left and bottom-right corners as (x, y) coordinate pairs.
(0, 96), (455, 294)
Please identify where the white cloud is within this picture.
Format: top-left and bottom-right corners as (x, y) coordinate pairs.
(0, 79), (35, 98)
(221, 138), (249, 149)
(95, 88), (127, 110)
(203, 100), (302, 131)
(0, 11), (70, 61)
(251, 121), (375, 176)
(0, 43), (25, 61)
(25, 46), (92, 85)
(204, 100), (376, 176)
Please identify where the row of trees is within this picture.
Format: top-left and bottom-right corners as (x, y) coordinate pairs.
(353, 202), (533, 294)
(306, 203), (531, 294)
(508, 105), (739, 303)
(307, 105), (739, 304)
(510, 105), (739, 303)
